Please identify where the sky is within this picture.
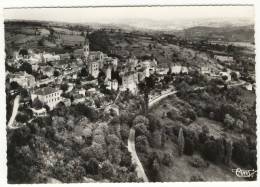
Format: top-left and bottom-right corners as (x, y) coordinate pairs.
(4, 6), (254, 24)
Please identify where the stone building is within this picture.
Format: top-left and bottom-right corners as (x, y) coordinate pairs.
(31, 87), (62, 110)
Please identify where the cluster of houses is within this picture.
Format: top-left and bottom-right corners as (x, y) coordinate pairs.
(7, 33), (253, 120)
(6, 37), (161, 117)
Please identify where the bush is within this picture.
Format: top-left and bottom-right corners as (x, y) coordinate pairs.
(80, 142), (106, 162)
(16, 113), (29, 123)
(203, 139), (218, 162)
(133, 115), (149, 126)
(135, 135), (149, 153)
(190, 175), (204, 182)
(232, 140), (250, 167)
(189, 156), (209, 168)
(162, 152), (174, 167)
(150, 130), (162, 148)
(224, 114), (235, 129)
(135, 123), (149, 137)
(100, 160), (114, 179)
(85, 158), (99, 175)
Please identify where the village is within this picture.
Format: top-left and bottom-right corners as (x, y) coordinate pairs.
(5, 33), (255, 129)
(4, 13), (257, 183)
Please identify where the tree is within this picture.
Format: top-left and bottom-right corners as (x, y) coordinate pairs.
(20, 62), (33, 74)
(120, 148), (132, 167)
(138, 75), (155, 115)
(176, 80), (191, 97)
(230, 71), (238, 81)
(235, 119), (244, 129)
(150, 156), (161, 182)
(19, 49), (28, 57)
(177, 128), (185, 156)
(100, 160), (114, 179)
(53, 70), (60, 77)
(135, 135), (149, 153)
(203, 139), (218, 162)
(133, 115), (149, 126)
(202, 125), (209, 134)
(162, 152), (174, 167)
(10, 81), (21, 90)
(135, 123), (149, 137)
(16, 113), (29, 123)
(32, 97), (43, 109)
(60, 84), (69, 92)
(232, 140), (250, 166)
(184, 136), (195, 156)
(151, 130), (162, 148)
(20, 88), (29, 98)
(224, 114), (235, 129)
(38, 38), (44, 46)
(79, 67), (88, 77)
(85, 158), (99, 175)
(224, 140), (233, 166)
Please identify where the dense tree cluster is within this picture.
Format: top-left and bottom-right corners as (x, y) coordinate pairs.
(7, 102), (140, 183)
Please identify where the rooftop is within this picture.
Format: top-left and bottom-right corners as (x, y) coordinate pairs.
(33, 86), (60, 96)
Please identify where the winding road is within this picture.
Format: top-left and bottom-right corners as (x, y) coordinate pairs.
(7, 95), (20, 129)
(127, 90), (178, 182)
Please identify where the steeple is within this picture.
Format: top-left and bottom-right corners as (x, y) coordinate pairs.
(83, 35), (89, 60)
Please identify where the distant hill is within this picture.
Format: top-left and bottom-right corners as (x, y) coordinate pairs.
(183, 25), (254, 42)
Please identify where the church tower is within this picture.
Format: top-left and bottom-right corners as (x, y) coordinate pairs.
(83, 35), (89, 60)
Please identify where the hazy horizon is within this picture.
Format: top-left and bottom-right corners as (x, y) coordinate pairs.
(4, 6), (254, 30)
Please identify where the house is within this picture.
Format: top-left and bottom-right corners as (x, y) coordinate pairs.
(61, 97), (71, 107)
(36, 77), (55, 87)
(81, 79), (98, 86)
(72, 94), (86, 105)
(28, 53), (43, 64)
(71, 88), (86, 96)
(59, 53), (71, 60)
(171, 65), (189, 74)
(106, 79), (119, 91)
(73, 38), (89, 59)
(157, 68), (168, 75)
(88, 60), (99, 78)
(39, 66), (55, 77)
(51, 60), (68, 70)
(31, 64), (39, 71)
(31, 107), (47, 117)
(127, 56), (139, 71)
(104, 57), (118, 69)
(42, 53), (61, 62)
(120, 71), (139, 94)
(244, 83), (253, 91)
(88, 51), (104, 62)
(9, 71), (36, 88)
(31, 87), (63, 110)
(201, 66), (211, 75)
(86, 88), (97, 96)
(214, 55), (234, 62)
(63, 66), (81, 78)
(140, 59), (157, 75)
(104, 104), (119, 116)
